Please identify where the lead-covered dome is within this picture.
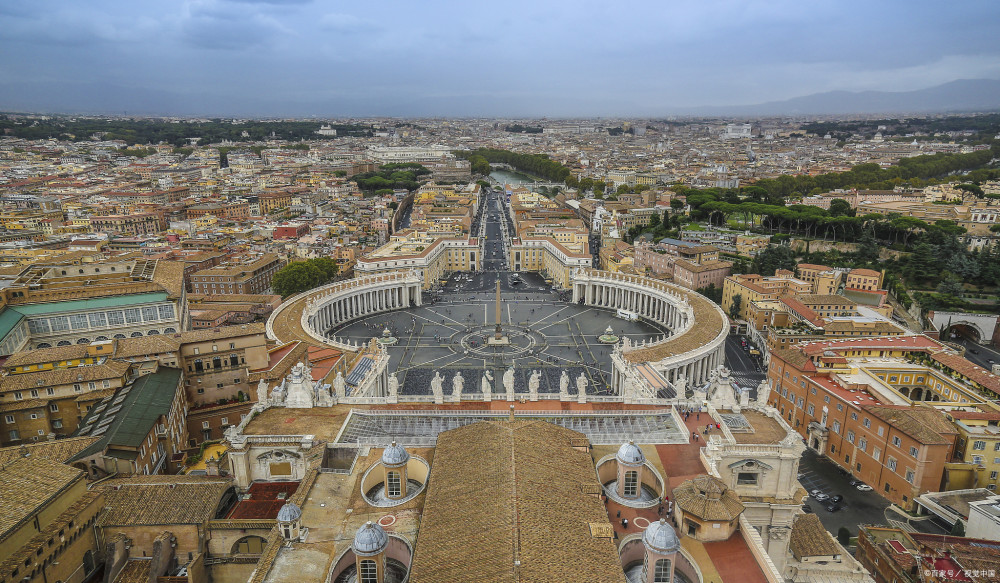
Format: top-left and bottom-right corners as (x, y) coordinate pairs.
(353, 521), (388, 556)
(382, 441), (410, 467)
(616, 440), (645, 466)
(643, 518), (680, 553)
(276, 502), (301, 523)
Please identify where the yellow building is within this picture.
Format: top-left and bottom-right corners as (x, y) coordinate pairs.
(947, 410), (1000, 491)
(721, 272), (811, 320)
(356, 230), (482, 288)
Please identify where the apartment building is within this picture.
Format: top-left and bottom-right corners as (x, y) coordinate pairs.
(722, 270), (812, 320)
(89, 212), (165, 236)
(189, 253), (285, 295)
(765, 336), (991, 510)
(356, 230), (481, 288)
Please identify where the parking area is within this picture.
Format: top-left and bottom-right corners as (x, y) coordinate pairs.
(797, 448), (891, 536)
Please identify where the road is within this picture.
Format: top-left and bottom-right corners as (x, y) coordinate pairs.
(954, 337), (1000, 371)
(723, 334), (766, 398)
(479, 187), (511, 271)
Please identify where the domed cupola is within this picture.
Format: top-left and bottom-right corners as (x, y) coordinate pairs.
(615, 440), (646, 500)
(353, 521), (389, 556)
(276, 502), (302, 540)
(381, 441), (410, 468)
(640, 518), (680, 583)
(643, 518), (680, 554)
(616, 440), (645, 466)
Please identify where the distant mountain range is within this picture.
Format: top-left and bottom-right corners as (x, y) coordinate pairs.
(677, 79), (1000, 117)
(1, 78), (999, 118)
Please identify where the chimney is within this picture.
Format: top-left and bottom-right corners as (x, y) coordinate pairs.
(509, 405), (515, 422)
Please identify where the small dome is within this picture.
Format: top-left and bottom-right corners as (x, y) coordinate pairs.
(382, 441), (410, 467)
(353, 521), (388, 556)
(276, 502), (301, 522)
(643, 519), (680, 554)
(616, 440), (645, 466)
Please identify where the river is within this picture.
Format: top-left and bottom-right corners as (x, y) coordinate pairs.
(489, 168), (536, 185)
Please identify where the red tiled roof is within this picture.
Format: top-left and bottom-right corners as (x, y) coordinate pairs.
(226, 481), (299, 520)
(930, 352), (1000, 395)
(798, 335), (941, 356)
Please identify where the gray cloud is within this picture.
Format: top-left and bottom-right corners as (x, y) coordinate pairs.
(1, 0), (998, 116)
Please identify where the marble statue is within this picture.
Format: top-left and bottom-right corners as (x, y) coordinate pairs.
(387, 373), (399, 398)
(673, 373), (687, 397)
(576, 372), (588, 403)
(451, 372), (464, 401)
(528, 370), (541, 401)
(559, 370), (570, 399)
(285, 362), (314, 408)
(430, 371), (444, 403)
(481, 370), (493, 401)
(333, 371), (346, 399)
(256, 379), (270, 404)
(503, 366), (515, 401)
(756, 378), (771, 406)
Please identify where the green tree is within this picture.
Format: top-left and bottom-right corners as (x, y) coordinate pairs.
(828, 198), (855, 217)
(670, 198), (685, 211)
(752, 245), (797, 276)
(272, 261), (324, 297)
(729, 294), (743, 320)
(951, 521), (965, 537)
(837, 527), (852, 546)
(648, 213), (661, 228)
(311, 257), (339, 282)
(936, 272), (965, 297)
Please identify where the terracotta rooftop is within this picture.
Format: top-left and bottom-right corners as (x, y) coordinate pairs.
(672, 475), (744, 522)
(863, 404), (958, 445)
(97, 478), (232, 526)
(407, 419), (625, 583)
(0, 456), (83, 540)
(789, 513), (842, 559)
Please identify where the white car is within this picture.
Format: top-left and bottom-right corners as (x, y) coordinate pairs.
(814, 493), (830, 502)
(856, 483), (873, 492)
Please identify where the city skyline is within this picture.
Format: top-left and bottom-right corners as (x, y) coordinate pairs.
(2, 0), (1000, 117)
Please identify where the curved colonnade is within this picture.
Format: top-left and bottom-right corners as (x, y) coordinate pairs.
(267, 268), (727, 399)
(571, 269), (728, 388)
(267, 270), (423, 350)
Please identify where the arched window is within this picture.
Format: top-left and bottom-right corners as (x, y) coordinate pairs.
(37, 343), (52, 348)
(164, 327), (177, 334)
(130, 332), (143, 338)
(57, 340), (72, 346)
(113, 334), (126, 339)
(148, 330), (160, 335)
(233, 535), (266, 554)
(653, 558), (671, 582)
(213, 357), (222, 369)
(77, 338), (90, 344)
(359, 559), (378, 583)
(624, 470), (638, 497)
(387, 470), (401, 497)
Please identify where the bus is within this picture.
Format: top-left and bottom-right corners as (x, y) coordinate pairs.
(616, 309), (638, 322)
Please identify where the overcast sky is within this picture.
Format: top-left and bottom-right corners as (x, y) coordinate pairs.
(2, 0), (999, 117)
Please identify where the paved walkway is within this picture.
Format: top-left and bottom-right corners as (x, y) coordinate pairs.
(655, 413), (712, 490)
(703, 531), (769, 583)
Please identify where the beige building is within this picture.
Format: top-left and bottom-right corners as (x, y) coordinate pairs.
(356, 230), (482, 288)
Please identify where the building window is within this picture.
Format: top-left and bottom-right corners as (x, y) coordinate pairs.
(9, 430), (20, 440)
(13, 391), (22, 400)
(807, 404), (815, 416)
(654, 559), (671, 582)
(832, 421), (841, 434)
(387, 470), (402, 497)
(359, 560), (377, 583)
(877, 426), (884, 436)
(737, 472), (758, 485)
(847, 431), (855, 444)
(863, 417), (871, 428)
(3, 415), (13, 424)
(202, 421), (210, 429)
(973, 440), (987, 450)
(49, 403), (58, 412)
(859, 438), (867, 452)
(623, 470), (638, 497)
(991, 471), (998, 480)
(851, 412), (858, 421)
(910, 446), (918, 457)
(46, 388), (54, 396)
(905, 470), (915, 483)
(30, 389), (39, 398)
(893, 436), (902, 447)
(887, 456), (896, 471)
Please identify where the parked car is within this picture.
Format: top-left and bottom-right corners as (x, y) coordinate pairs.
(856, 483), (873, 492)
(802, 504), (813, 513)
(826, 504), (842, 513)
(831, 495), (844, 504)
(810, 489), (822, 497)
(849, 479), (860, 486)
